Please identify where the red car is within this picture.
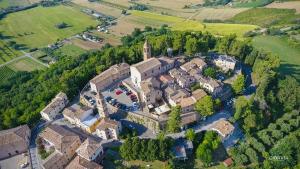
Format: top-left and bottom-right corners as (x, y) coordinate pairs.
(115, 90), (123, 95)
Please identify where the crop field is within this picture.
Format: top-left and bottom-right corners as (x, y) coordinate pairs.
(0, 0), (38, 9)
(252, 36), (300, 81)
(0, 41), (22, 64)
(71, 0), (122, 18)
(266, 1), (300, 13)
(232, 0), (273, 8)
(229, 8), (300, 27)
(126, 10), (258, 38)
(7, 57), (45, 72)
(192, 7), (249, 21)
(0, 5), (98, 49)
(0, 66), (15, 81)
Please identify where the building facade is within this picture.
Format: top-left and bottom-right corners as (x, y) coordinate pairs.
(40, 92), (68, 121)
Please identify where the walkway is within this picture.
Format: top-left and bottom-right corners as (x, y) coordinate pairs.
(0, 51), (49, 68)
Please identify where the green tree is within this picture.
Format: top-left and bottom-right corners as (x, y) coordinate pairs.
(195, 96), (214, 117)
(277, 76), (300, 111)
(203, 67), (217, 78)
(232, 74), (245, 95)
(167, 106), (182, 133)
(185, 128), (196, 141)
(185, 37), (198, 56)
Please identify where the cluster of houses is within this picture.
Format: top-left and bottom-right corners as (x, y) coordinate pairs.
(0, 40), (239, 169)
(39, 124), (104, 169)
(83, 40), (237, 131)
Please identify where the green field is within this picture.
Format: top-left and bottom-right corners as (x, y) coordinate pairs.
(7, 57), (46, 72)
(0, 5), (98, 49)
(233, 0), (273, 8)
(130, 10), (258, 38)
(0, 66), (16, 81)
(0, 0), (34, 9)
(0, 41), (22, 64)
(53, 44), (86, 57)
(252, 36), (300, 81)
(229, 8), (300, 27)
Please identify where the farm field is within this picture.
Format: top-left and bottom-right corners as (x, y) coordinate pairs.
(71, 0), (122, 18)
(252, 36), (300, 81)
(229, 8), (300, 27)
(232, 0), (273, 8)
(6, 57), (46, 72)
(0, 5), (98, 49)
(0, 0), (39, 9)
(0, 66), (15, 81)
(0, 41), (22, 64)
(266, 1), (300, 13)
(123, 10), (258, 38)
(192, 7), (249, 21)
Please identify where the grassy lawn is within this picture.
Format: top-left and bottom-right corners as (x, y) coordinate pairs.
(252, 36), (300, 81)
(0, 5), (98, 49)
(53, 44), (86, 57)
(7, 57), (46, 72)
(229, 8), (300, 27)
(0, 41), (22, 64)
(130, 10), (258, 38)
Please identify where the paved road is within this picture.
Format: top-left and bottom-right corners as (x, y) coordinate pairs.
(29, 121), (49, 169)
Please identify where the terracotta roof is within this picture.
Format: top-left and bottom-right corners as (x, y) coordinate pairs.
(96, 118), (119, 131)
(42, 151), (67, 169)
(179, 97), (195, 108)
(223, 157), (233, 167)
(63, 104), (93, 120)
(158, 57), (175, 66)
(131, 58), (161, 73)
(90, 63), (129, 84)
(39, 125), (81, 153)
(140, 77), (161, 94)
(180, 58), (207, 72)
(191, 89), (207, 101)
(41, 92), (68, 114)
(211, 119), (234, 138)
(198, 75), (222, 88)
(0, 125), (30, 147)
(76, 138), (103, 161)
(159, 74), (174, 84)
(66, 156), (103, 169)
(180, 112), (199, 125)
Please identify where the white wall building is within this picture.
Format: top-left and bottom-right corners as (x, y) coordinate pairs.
(95, 118), (122, 140)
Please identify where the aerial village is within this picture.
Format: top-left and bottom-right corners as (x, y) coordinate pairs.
(0, 40), (241, 169)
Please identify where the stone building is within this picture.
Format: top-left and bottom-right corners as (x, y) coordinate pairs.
(40, 92), (68, 121)
(0, 125), (30, 160)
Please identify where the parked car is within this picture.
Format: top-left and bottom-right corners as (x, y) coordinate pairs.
(116, 90), (123, 95)
(126, 91), (132, 95)
(105, 96), (113, 102)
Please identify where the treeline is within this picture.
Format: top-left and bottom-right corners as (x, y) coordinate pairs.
(229, 110), (300, 169)
(0, 27), (296, 130)
(119, 137), (174, 161)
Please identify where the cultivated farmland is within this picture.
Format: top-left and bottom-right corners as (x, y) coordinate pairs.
(252, 36), (300, 81)
(7, 57), (45, 72)
(0, 5), (98, 49)
(229, 8), (300, 27)
(123, 10), (258, 38)
(266, 1), (300, 13)
(0, 66), (15, 81)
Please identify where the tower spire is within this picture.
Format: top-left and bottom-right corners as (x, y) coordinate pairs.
(143, 39), (151, 61)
